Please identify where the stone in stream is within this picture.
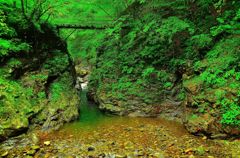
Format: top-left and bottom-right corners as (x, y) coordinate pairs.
(124, 141), (135, 150)
(134, 149), (144, 156)
(87, 146), (95, 151)
(30, 133), (40, 144)
(152, 152), (165, 158)
(27, 149), (37, 156)
(44, 141), (51, 146)
(75, 66), (88, 77)
(184, 148), (193, 154)
(31, 145), (40, 150)
(1, 151), (9, 157)
(98, 153), (106, 157)
(124, 127), (133, 132)
(115, 154), (127, 158)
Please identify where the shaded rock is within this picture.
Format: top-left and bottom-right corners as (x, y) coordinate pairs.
(87, 146), (95, 151)
(183, 77), (202, 95)
(40, 73), (80, 131)
(184, 114), (214, 134)
(99, 103), (123, 114)
(0, 116), (29, 141)
(210, 134), (228, 139)
(75, 65), (88, 77)
(30, 133), (40, 145)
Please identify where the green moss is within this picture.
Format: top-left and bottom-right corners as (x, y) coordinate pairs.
(30, 74), (48, 80)
(49, 72), (73, 102)
(0, 77), (35, 122)
(183, 76), (202, 88)
(177, 89), (186, 101)
(43, 52), (69, 75)
(50, 82), (64, 102)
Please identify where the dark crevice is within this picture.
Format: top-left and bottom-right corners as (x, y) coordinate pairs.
(45, 75), (59, 98)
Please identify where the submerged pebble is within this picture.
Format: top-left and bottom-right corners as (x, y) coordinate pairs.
(0, 117), (239, 157)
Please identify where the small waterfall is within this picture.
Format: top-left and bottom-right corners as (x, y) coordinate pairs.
(77, 78), (103, 123)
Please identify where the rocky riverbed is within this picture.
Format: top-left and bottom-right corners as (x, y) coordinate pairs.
(1, 117), (239, 158)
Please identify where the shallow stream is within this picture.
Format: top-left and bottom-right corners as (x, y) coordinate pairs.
(1, 90), (239, 157)
(37, 90), (240, 157)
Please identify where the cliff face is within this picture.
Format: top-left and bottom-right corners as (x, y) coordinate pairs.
(88, 1), (240, 138)
(0, 4), (80, 141)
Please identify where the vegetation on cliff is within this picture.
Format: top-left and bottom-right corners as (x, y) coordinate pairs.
(0, 2), (79, 141)
(88, 0), (240, 136)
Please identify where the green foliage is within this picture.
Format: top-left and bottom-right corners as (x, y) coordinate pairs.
(192, 36), (240, 127)
(218, 98), (240, 127)
(176, 88), (186, 100)
(156, 16), (194, 43)
(0, 7), (31, 60)
(194, 38), (240, 87)
(211, 8), (240, 36)
(0, 38), (31, 57)
(37, 91), (46, 99)
(190, 34), (213, 49)
(86, 0), (240, 129)
(49, 73), (73, 102)
(89, 1), (198, 103)
(43, 51), (69, 74)
(66, 30), (105, 64)
(30, 74), (48, 80)
(142, 67), (155, 78)
(163, 82), (173, 89)
(0, 10), (15, 37)
(0, 38), (11, 56)
(50, 82), (63, 102)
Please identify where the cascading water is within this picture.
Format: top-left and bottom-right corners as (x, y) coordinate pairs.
(78, 89), (105, 124)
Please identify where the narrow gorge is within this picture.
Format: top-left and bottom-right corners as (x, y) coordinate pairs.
(0, 0), (239, 157)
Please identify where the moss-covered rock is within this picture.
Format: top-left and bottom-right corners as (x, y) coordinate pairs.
(183, 37), (240, 137)
(0, 4), (80, 141)
(0, 78), (39, 141)
(40, 72), (80, 131)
